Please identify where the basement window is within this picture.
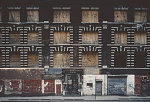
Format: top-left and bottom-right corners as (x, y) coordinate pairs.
(87, 83), (93, 88)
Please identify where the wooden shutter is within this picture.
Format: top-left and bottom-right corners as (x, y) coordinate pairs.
(53, 10), (70, 23)
(27, 10), (39, 22)
(82, 52), (98, 67)
(28, 32), (38, 44)
(134, 32), (147, 44)
(82, 32), (98, 44)
(82, 10), (98, 23)
(134, 11), (147, 22)
(134, 52), (146, 68)
(114, 10), (127, 22)
(9, 32), (20, 44)
(10, 52), (20, 68)
(114, 52), (127, 68)
(9, 10), (20, 22)
(53, 52), (70, 68)
(54, 31), (70, 44)
(114, 32), (127, 44)
(28, 52), (39, 68)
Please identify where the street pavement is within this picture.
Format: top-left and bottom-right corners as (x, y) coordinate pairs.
(0, 96), (150, 102)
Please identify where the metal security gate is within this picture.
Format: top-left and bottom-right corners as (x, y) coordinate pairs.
(108, 77), (127, 95)
(96, 81), (102, 95)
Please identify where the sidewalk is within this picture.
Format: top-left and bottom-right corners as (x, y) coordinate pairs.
(1, 96), (150, 101)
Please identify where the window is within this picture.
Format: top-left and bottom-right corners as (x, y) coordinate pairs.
(114, 32), (127, 44)
(82, 32), (98, 44)
(9, 32), (20, 44)
(0, 32), (2, 44)
(82, 10), (98, 23)
(53, 52), (70, 68)
(134, 52), (146, 68)
(0, 51), (2, 67)
(134, 10), (147, 22)
(114, 10), (127, 22)
(54, 31), (70, 44)
(28, 32), (38, 44)
(134, 32), (147, 44)
(9, 10), (20, 22)
(53, 10), (70, 23)
(28, 52), (39, 68)
(87, 83), (93, 88)
(114, 52), (127, 68)
(10, 52), (20, 68)
(27, 10), (39, 22)
(0, 11), (1, 22)
(82, 52), (98, 67)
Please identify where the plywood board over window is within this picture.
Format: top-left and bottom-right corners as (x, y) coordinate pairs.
(82, 32), (98, 44)
(10, 52), (20, 68)
(28, 52), (39, 68)
(82, 52), (98, 67)
(28, 32), (38, 44)
(134, 32), (147, 44)
(54, 31), (70, 44)
(114, 10), (127, 22)
(27, 10), (39, 22)
(134, 52), (146, 68)
(82, 10), (98, 23)
(9, 32), (20, 44)
(53, 52), (70, 68)
(114, 52), (127, 68)
(114, 32), (127, 44)
(53, 10), (70, 23)
(134, 11), (147, 22)
(9, 10), (20, 22)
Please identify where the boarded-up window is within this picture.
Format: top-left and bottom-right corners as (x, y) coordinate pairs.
(27, 10), (39, 22)
(9, 10), (20, 22)
(53, 10), (70, 23)
(114, 32), (127, 44)
(53, 52), (70, 68)
(82, 10), (98, 23)
(82, 52), (98, 67)
(28, 32), (38, 44)
(134, 32), (147, 44)
(28, 52), (39, 68)
(10, 52), (20, 68)
(54, 31), (70, 44)
(82, 32), (98, 44)
(114, 10), (127, 22)
(134, 52), (146, 68)
(134, 11), (147, 22)
(10, 32), (20, 44)
(0, 51), (2, 67)
(114, 52), (127, 68)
